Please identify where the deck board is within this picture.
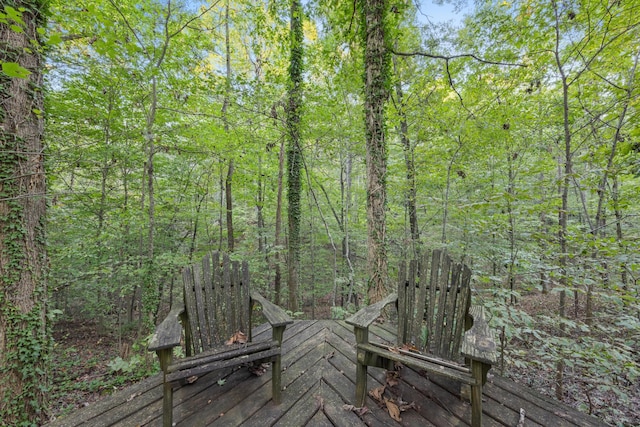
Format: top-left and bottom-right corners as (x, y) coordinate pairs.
(45, 320), (606, 427)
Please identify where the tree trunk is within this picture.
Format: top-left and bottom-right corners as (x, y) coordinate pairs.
(274, 139), (285, 305)
(553, 1), (570, 400)
(223, 0), (234, 253)
(286, 0), (304, 311)
(0, 3), (49, 423)
(442, 138), (462, 244)
(362, 0), (389, 303)
(391, 54), (419, 259)
(225, 160), (234, 252)
(143, 76), (158, 326)
(612, 177), (627, 289)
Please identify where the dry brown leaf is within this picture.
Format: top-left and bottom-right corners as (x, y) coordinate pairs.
(355, 406), (370, 416)
(225, 331), (247, 345)
(249, 362), (269, 376)
(399, 401), (416, 412)
(186, 375), (198, 384)
(127, 392), (140, 402)
(315, 395), (325, 410)
(343, 404), (370, 417)
(389, 346), (400, 354)
(368, 385), (386, 403)
(401, 343), (419, 353)
(384, 398), (402, 422)
(385, 371), (399, 387)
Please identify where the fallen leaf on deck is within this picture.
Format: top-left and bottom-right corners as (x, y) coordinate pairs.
(401, 343), (419, 353)
(369, 385), (386, 403)
(249, 362), (269, 376)
(186, 375), (198, 384)
(225, 331), (247, 345)
(315, 395), (325, 410)
(399, 400), (416, 412)
(385, 371), (399, 387)
(384, 398), (402, 422)
(343, 404), (370, 416)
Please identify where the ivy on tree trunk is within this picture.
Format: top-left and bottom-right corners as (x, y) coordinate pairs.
(286, 0), (304, 312)
(361, 0), (389, 303)
(0, 1), (50, 424)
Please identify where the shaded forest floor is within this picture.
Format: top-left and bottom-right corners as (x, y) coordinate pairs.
(48, 292), (638, 426)
(504, 291), (639, 426)
(48, 321), (155, 422)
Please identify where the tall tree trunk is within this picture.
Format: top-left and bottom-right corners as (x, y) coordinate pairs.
(442, 138), (462, 244)
(144, 76), (158, 326)
(362, 0), (389, 303)
(0, 3), (49, 423)
(225, 161), (234, 252)
(506, 151), (517, 304)
(223, 0), (234, 253)
(391, 54), (419, 259)
(612, 177), (627, 289)
(286, 0), (304, 311)
(274, 139), (286, 305)
(553, 1), (570, 400)
(257, 155), (266, 254)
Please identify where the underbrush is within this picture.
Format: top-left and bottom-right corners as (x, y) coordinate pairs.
(485, 289), (640, 426)
(49, 321), (158, 421)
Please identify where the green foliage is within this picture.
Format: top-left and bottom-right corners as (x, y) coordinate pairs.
(37, 0), (640, 422)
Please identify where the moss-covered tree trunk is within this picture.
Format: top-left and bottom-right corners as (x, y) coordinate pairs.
(361, 0), (389, 303)
(286, 0), (303, 312)
(0, 1), (49, 424)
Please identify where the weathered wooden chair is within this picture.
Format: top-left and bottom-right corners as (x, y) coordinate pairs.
(148, 252), (292, 427)
(346, 249), (497, 427)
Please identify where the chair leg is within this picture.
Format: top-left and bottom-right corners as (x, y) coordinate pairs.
(272, 326), (286, 404)
(157, 348), (174, 427)
(471, 360), (483, 427)
(272, 353), (282, 404)
(355, 351), (368, 407)
(163, 379), (174, 427)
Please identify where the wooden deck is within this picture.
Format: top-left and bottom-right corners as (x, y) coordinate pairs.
(45, 320), (606, 427)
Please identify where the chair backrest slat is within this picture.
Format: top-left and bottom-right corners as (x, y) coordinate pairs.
(397, 261), (408, 344)
(183, 251), (251, 355)
(410, 259), (426, 344)
(239, 260), (250, 333)
(398, 249), (472, 361)
(202, 253), (216, 344)
(182, 266), (200, 355)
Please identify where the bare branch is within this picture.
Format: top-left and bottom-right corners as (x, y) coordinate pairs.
(391, 48), (527, 68)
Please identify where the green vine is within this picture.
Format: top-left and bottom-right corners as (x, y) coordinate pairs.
(0, 1), (50, 425)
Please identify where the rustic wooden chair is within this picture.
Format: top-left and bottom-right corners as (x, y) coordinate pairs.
(148, 252), (292, 427)
(346, 249), (497, 427)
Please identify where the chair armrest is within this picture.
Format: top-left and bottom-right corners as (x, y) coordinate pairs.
(461, 305), (497, 365)
(148, 306), (185, 351)
(346, 292), (398, 329)
(250, 291), (293, 328)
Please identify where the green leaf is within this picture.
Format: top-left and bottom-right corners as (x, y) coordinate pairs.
(4, 6), (23, 24)
(47, 33), (63, 46)
(10, 24), (23, 33)
(1, 62), (31, 78)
